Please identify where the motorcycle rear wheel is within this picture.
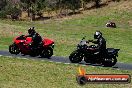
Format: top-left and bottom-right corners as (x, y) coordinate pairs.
(69, 51), (82, 63)
(40, 47), (53, 58)
(102, 57), (117, 67)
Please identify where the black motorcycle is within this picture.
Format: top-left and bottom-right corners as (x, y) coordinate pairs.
(69, 36), (120, 67)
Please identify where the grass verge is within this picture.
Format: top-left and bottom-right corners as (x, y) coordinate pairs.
(0, 56), (132, 88)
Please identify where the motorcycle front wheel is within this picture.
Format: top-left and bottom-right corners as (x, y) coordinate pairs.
(69, 50), (83, 63)
(9, 43), (20, 54)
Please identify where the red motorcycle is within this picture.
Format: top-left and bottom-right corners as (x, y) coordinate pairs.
(9, 35), (54, 58)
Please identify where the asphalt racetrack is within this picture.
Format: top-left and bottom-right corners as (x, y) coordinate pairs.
(0, 51), (132, 70)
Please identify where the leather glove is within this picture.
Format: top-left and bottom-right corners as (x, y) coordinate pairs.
(86, 41), (89, 43)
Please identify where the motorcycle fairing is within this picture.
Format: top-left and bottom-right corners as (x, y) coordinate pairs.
(43, 38), (54, 46)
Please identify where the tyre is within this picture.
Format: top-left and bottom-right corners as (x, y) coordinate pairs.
(76, 76), (87, 85)
(40, 47), (53, 58)
(102, 57), (117, 67)
(112, 23), (116, 28)
(69, 50), (82, 63)
(9, 43), (20, 54)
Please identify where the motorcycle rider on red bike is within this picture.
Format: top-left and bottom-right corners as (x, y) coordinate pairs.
(26, 27), (42, 49)
(88, 31), (106, 57)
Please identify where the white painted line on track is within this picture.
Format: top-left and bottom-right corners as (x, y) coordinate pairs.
(74, 64), (79, 66)
(81, 65), (86, 66)
(55, 62), (62, 64)
(64, 63), (70, 64)
(6, 56), (13, 58)
(49, 61), (53, 62)
(21, 58), (28, 59)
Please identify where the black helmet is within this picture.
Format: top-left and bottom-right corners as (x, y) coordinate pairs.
(32, 27), (35, 30)
(28, 27), (36, 34)
(28, 28), (32, 34)
(94, 31), (102, 39)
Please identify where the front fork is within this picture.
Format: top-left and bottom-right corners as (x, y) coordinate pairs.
(51, 43), (54, 49)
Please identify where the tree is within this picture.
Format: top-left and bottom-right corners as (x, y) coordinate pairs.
(20, 0), (36, 16)
(4, 1), (21, 20)
(81, 0), (91, 10)
(67, 0), (81, 14)
(45, 0), (59, 15)
(0, 0), (7, 11)
(80, 0), (101, 9)
(55, 0), (81, 15)
(93, 0), (101, 8)
(20, 0), (45, 21)
(0, 0), (21, 19)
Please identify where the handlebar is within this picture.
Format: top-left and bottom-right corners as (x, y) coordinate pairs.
(82, 36), (86, 40)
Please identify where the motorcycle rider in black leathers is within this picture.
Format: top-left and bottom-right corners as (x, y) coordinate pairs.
(26, 27), (42, 49)
(89, 31), (106, 57)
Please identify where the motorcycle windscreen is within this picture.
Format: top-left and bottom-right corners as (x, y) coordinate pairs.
(14, 36), (25, 44)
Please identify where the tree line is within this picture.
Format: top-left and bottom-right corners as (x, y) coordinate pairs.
(0, 0), (120, 20)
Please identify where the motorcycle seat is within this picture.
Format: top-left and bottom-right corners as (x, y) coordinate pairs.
(87, 48), (95, 51)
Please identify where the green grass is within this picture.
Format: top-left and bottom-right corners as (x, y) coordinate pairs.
(0, 1), (131, 63)
(0, 56), (132, 88)
(0, 1), (132, 87)
(0, 9), (132, 63)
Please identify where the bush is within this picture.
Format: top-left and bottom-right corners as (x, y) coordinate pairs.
(4, 3), (21, 20)
(0, 11), (7, 18)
